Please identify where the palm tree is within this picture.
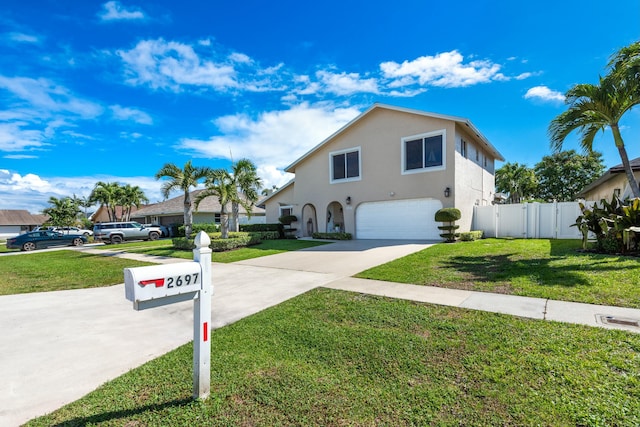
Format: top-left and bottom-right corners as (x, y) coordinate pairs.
(495, 162), (537, 203)
(608, 41), (640, 92)
(155, 161), (212, 238)
(549, 75), (640, 198)
(90, 182), (122, 222)
(195, 169), (235, 238)
(43, 196), (81, 226)
(120, 184), (149, 221)
(229, 159), (263, 232)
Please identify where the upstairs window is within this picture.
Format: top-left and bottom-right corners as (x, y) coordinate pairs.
(402, 130), (446, 174)
(330, 147), (361, 183)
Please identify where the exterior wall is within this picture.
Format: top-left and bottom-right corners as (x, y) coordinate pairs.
(581, 171), (640, 201)
(454, 126), (496, 231)
(264, 184), (295, 223)
(0, 225), (24, 238)
(289, 108), (459, 237)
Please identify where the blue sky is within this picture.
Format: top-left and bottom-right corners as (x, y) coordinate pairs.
(1, 0), (639, 213)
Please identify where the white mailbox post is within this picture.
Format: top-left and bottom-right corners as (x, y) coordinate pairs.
(124, 231), (212, 400)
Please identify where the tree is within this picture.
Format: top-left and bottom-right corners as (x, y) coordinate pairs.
(549, 56), (640, 197)
(42, 196), (81, 226)
(229, 159), (262, 232)
(120, 184), (149, 221)
(89, 182), (122, 222)
(155, 161), (212, 238)
(495, 162), (537, 203)
(608, 41), (640, 95)
(533, 150), (605, 202)
(195, 169), (235, 239)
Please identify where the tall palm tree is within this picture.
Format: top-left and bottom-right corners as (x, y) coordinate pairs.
(549, 75), (640, 198)
(608, 41), (640, 92)
(120, 184), (149, 221)
(230, 159), (263, 232)
(43, 196), (81, 226)
(90, 182), (122, 222)
(195, 169), (235, 238)
(155, 161), (212, 238)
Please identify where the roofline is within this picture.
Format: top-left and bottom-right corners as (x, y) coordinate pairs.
(285, 103), (504, 172)
(577, 157), (640, 196)
(258, 179), (295, 205)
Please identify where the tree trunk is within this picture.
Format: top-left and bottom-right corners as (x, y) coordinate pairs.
(612, 124), (640, 198)
(184, 191), (193, 238)
(220, 206), (229, 239)
(231, 201), (239, 232)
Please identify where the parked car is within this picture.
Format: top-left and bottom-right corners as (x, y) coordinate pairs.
(6, 230), (88, 251)
(143, 223), (169, 237)
(53, 226), (94, 237)
(93, 221), (162, 244)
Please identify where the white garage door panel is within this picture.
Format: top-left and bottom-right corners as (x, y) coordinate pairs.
(356, 198), (442, 239)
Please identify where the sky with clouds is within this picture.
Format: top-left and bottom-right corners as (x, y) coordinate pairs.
(1, 0), (639, 213)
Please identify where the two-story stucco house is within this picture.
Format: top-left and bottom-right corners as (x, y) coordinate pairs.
(262, 104), (504, 240)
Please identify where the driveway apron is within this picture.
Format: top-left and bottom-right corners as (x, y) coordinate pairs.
(0, 239), (434, 426)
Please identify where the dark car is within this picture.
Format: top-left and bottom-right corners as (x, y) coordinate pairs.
(6, 230), (88, 251)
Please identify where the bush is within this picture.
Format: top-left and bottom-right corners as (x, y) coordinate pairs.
(459, 231), (483, 241)
(241, 223), (285, 238)
(177, 223), (220, 237)
(279, 215), (298, 226)
(172, 232), (264, 252)
(312, 232), (352, 240)
(435, 208), (462, 243)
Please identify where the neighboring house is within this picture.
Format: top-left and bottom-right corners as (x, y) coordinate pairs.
(578, 157), (640, 201)
(0, 210), (48, 238)
(129, 189), (266, 230)
(89, 205), (146, 223)
(262, 103), (504, 239)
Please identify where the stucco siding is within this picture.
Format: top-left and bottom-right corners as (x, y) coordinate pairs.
(264, 184), (295, 223)
(581, 172), (640, 201)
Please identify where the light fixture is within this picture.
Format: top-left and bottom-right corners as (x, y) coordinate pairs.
(346, 196), (351, 205)
(444, 187), (451, 198)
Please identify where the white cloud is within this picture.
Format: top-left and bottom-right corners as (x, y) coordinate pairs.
(8, 32), (40, 44)
(98, 1), (146, 21)
(110, 105), (153, 125)
(0, 122), (45, 152)
(380, 50), (502, 88)
(315, 70), (379, 95)
(524, 85), (565, 102)
(178, 103), (361, 188)
(117, 39), (238, 92)
(0, 76), (103, 118)
(0, 171), (164, 213)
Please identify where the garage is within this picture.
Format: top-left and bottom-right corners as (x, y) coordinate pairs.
(355, 198), (443, 240)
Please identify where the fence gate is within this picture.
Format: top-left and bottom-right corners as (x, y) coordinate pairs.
(472, 202), (586, 239)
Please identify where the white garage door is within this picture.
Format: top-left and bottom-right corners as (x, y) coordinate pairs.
(356, 198), (443, 239)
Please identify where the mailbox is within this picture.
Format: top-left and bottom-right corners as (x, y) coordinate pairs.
(125, 262), (202, 310)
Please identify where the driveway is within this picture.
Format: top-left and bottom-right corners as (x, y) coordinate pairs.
(0, 239), (434, 426)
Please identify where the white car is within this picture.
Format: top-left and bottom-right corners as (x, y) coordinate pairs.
(53, 226), (94, 237)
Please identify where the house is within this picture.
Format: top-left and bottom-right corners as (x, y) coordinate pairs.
(577, 157), (640, 201)
(0, 210), (48, 238)
(129, 189), (266, 230)
(262, 103), (504, 239)
(89, 205), (146, 223)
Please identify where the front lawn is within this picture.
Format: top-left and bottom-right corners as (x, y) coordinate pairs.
(0, 251), (153, 295)
(26, 289), (640, 426)
(126, 239), (329, 263)
(357, 238), (640, 308)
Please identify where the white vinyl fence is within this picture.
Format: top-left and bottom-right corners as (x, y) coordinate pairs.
(472, 202), (593, 239)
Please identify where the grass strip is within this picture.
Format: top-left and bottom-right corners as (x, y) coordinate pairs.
(26, 289), (640, 426)
(0, 251), (153, 295)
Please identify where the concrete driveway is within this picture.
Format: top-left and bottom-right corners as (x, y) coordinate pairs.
(0, 239), (434, 426)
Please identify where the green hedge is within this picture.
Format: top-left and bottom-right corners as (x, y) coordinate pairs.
(172, 232), (265, 252)
(177, 223), (220, 237)
(312, 232), (352, 240)
(459, 230), (484, 241)
(240, 223), (284, 238)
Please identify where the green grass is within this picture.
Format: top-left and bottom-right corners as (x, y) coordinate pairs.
(26, 289), (640, 426)
(357, 238), (640, 308)
(0, 251), (153, 295)
(127, 239), (329, 263)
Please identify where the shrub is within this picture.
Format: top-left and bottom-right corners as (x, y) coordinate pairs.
(279, 215), (298, 226)
(241, 223), (285, 238)
(177, 223), (219, 237)
(459, 231), (483, 241)
(172, 237), (194, 250)
(312, 232), (352, 240)
(435, 208), (462, 243)
(172, 232), (263, 252)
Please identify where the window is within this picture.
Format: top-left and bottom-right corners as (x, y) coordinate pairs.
(402, 130), (446, 174)
(330, 147), (361, 183)
(279, 206), (293, 217)
(461, 139), (467, 158)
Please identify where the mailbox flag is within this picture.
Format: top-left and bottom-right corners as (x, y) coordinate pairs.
(139, 278), (164, 288)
